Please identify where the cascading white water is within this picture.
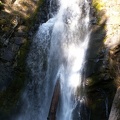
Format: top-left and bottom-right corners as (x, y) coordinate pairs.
(16, 0), (91, 120)
(54, 0), (91, 119)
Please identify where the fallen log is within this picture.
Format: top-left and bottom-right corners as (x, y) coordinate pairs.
(47, 79), (60, 120)
(108, 87), (120, 120)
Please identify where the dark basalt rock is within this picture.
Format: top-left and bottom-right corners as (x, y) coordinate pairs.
(14, 31), (27, 37)
(1, 48), (15, 62)
(0, 63), (13, 91)
(14, 37), (26, 45)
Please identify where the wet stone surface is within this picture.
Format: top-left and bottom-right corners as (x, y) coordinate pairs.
(0, 63), (13, 91)
(1, 48), (15, 62)
(14, 37), (26, 45)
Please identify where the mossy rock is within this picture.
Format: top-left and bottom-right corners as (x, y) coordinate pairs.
(2, 26), (11, 32)
(0, 1), (4, 10)
(92, 0), (105, 11)
(0, 19), (6, 24)
(92, 0), (107, 25)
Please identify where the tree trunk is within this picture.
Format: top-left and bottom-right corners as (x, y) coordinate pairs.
(47, 79), (60, 120)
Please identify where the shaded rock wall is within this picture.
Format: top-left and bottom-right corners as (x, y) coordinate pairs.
(85, 0), (120, 120)
(0, 0), (48, 119)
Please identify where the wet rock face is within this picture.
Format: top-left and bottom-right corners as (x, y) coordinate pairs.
(13, 37), (26, 45)
(47, 0), (58, 18)
(0, 0), (49, 119)
(84, 1), (119, 120)
(1, 49), (15, 62)
(0, 37), (26, 62)
(0, 63), (13, 91)
(28, 0), (49, 36)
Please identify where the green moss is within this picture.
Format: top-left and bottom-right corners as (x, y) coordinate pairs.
(2, 26), (11, 32)
(0, 19), (6, 24)
(92, 0), (107, 25)
(92, 0), (105, 11)
(86, 73), (104, 89)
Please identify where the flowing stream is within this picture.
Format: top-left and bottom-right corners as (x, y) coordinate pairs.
(17, 0), (91, 120)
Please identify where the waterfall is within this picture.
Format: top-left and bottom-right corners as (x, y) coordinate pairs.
(16, 0), (91, 120)
(54, 0), (91, 119)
